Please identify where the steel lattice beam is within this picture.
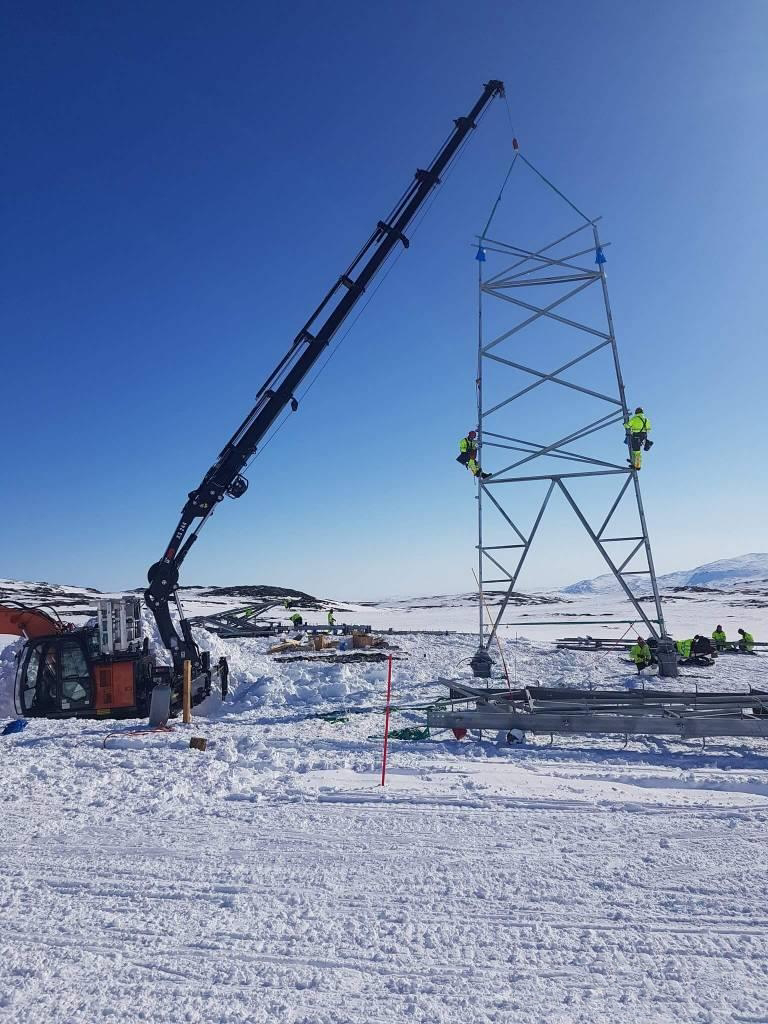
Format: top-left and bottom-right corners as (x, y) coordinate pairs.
(475, 221), (669, 660)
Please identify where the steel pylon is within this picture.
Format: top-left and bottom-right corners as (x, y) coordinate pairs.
(472, 168), (676, 677)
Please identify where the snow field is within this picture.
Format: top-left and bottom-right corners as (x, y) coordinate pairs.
(2, 625), (768, 1022)
(3, 771), (768, 1024)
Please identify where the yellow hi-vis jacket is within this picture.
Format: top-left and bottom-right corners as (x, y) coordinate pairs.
(630, 642), (651, 664)
(712, 629), (727, 645)
(624, 413), (650, 434)
(459, 436), (477, 454)
(741, 631), (755, 650)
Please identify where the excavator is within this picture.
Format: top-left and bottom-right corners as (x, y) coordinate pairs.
(6, 79), (505, 721)
(7, 599), (154, 719)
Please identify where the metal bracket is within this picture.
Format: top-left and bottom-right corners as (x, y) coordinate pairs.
(377, 220), (409, 249)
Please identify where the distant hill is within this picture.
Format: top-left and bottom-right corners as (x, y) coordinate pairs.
(563, 553), (768, 596)
(3, 555), (767, 626)
(0, 579), (323, 623)
(363, 590), (562, 609)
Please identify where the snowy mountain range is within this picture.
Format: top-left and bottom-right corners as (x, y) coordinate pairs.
(2, 553), (767, 623)
(562, 553), (768, 596)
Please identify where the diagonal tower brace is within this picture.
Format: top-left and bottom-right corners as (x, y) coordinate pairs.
(474, 214), (676, 678)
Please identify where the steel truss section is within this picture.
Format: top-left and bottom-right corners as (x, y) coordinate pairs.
(427, 684), (768, 742)
(475, 217), (673, 668)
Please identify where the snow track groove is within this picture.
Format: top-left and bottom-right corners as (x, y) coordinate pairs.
(3, 627), (768, 1021)
(3, 786), (768, 1022)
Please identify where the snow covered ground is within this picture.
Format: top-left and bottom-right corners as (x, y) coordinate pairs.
(2, 565), (768, 1022)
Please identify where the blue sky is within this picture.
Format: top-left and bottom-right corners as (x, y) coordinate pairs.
(2, 1), (766, 598)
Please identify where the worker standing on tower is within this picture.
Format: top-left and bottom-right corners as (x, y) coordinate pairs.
(624, 407), (652, 470)
(457, 430), (491, 479)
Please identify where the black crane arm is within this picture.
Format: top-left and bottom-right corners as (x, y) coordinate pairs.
(145, 80), (505, 669)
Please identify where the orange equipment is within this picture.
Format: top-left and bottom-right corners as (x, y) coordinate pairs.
(3, 601), (160, 720)
(0, 604), (65, 639)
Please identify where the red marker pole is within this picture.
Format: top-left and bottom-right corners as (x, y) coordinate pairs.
(380, 655), (393, 786)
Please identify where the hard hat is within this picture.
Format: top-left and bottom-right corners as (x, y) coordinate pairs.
(468, 430), (477, 438)
(738, 628), (745, 635)
(634, 407), (643, 414)
(716, 624), (722, 630)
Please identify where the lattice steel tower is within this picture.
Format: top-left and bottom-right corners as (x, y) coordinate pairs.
(471, 151), (677, 678)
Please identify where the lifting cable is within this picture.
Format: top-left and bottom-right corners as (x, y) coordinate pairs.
(479, 153), (519, 243)
(516, 153), (592, 226)
(477, 93), (519, 243)
(479, 95), (593, 240)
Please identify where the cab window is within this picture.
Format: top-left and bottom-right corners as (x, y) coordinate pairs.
(20, 642), (57, 713)
(20, 645), (42, 714)
(60, 642), (91, 707)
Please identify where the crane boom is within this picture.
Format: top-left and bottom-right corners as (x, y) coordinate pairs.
(145, 79), (505, 671)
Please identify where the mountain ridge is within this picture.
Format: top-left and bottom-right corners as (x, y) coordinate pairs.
(2, 553), (767, 618)
(562, 553), (768, 596)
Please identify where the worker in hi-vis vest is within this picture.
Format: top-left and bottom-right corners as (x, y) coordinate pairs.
(629, 637), (652, 674)
(712, 625), (727, 650)
(675, 638), (693, 659)
(457, 430), (491, 479)
(676, 636), (713, 661)
(624, 407), (652, 470)
(738, 628), (755, 652)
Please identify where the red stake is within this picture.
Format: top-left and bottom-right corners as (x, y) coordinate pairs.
(380, 655), (393, 786)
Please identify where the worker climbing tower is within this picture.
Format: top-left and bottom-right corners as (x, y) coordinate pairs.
(472, 145), (677, 678)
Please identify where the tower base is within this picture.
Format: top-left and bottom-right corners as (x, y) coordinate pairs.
(656, 637), (679, 679)
(470, 647), (493, 679)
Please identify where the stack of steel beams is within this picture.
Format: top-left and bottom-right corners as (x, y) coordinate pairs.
(428, 682), (768, 740)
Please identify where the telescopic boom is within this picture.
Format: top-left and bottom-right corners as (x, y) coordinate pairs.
(145, 80), (505, 672)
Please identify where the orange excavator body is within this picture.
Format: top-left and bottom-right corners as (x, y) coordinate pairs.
(0, 605), (66, 640)
(3, 602), (159, 719)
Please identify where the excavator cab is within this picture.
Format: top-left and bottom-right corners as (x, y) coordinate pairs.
(10, 598), (155, 719)
(17, 632), (96, 716)
(15, 619), (154, 719)
(10, 597), (210, 720)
